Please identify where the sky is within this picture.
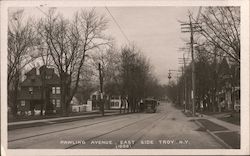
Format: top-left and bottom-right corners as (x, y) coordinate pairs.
(9, 6), (199, 84)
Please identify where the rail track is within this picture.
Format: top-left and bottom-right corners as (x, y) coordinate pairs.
(66, 113), (167, 149)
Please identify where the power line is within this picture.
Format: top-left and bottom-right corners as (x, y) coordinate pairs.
(36, 7), (49, 17)
(105, 6), (130, 44)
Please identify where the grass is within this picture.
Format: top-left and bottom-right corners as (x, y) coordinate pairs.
(215, 131), (240, 149)
(218, 112), (240, 126)
(202, 111), (240, 126)
(196, 119), (228, 131)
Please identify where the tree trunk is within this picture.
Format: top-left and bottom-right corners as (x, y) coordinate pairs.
(12, 87), (18, 117)
(12, 73), (19, 118)
(119, 98), (123, 114)
(61, 74), (67, 116)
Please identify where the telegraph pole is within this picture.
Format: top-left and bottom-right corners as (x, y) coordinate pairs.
(168, 69), (182, 105)
(189, 15), (196, 117)
(98, 63), (104, 116)
(178, 53), (188, 112)
(180, 14), (201, 117)
(183, 54), (187, 112)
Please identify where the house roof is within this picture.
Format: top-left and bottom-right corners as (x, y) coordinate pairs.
(21, 66), (60, 87)
(144, 97), (156, 101)
(21, 75), (42, 86)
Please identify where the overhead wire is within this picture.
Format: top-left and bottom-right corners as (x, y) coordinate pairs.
(105, 6), (130, 44)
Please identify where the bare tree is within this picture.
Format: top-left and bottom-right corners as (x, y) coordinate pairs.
(120, 44), (151, 113)
(189, 7), (240, 112)
(8, 10), (38, 116)
(195, 7), (240, 64)
(38, 8), (110, 115)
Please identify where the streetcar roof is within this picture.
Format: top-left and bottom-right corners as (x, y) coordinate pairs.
(144, 98), (157, 101)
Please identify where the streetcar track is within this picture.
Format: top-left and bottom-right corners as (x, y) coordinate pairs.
(65, 113), (160, 149)
(8, 113), (137, 142)
(125, 114), (167, 149)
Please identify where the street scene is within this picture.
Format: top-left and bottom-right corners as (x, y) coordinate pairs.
(7, 6), (240, 150)
(9, 102), (226, 149)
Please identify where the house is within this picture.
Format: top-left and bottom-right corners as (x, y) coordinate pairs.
(110, 95), (121, 109)
(89, 91), (127, 110)
(17, 65), (61, 115)
(109, 95), (128, 109)
(90, 91), (109, 110)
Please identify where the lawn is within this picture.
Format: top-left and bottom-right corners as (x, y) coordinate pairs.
(218, 112), (240, 126)
(215, 131), (240, 149)
(196, 119), (228, 131)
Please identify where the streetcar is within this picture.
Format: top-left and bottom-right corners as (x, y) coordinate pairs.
(144, 98), (157, 113)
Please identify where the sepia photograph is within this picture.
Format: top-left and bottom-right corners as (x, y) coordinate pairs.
(1, 0), (249, 155)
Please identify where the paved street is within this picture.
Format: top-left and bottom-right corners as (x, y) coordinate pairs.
(8, 101), (224, 149)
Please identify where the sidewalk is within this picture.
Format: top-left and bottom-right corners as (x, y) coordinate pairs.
(193, 112), (240, 149)
(8, 110), (121, 130)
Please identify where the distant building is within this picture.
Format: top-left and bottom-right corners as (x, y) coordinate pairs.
(90, 91), (109, 110)
(17, 65), (61, 115)
(89, 91), (127, 110)
(110, 95), (122, 109)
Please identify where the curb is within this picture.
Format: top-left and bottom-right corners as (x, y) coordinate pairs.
(194, 120), (232, 149)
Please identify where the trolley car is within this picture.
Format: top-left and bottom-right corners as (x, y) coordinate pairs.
(144, 98), (157, 113)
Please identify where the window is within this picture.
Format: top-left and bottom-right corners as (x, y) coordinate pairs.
(52, 99), (56, 106)
(111, 96), (119, 100)
(21, 100), (25, 107)
(29, 87), (33, 94)
(52, 87), (56, 94)
(115, 102), (119, 107)
(56, 87), (60, 94)
(52, 87), (60, 94)
(56, 99), (61, 107)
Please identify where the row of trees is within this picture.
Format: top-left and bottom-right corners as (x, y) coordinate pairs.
(101, 45), (167, 113)
(169, 7), (240, 112)
(8, 8), (167, 117)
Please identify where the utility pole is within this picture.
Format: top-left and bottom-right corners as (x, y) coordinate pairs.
(168, 69), (182, 105)
(98, 63), (104, 116)
(190, 15), (196, 117)
(180, 14), (201, 117)
(178, 54), (190, 112)
(183, 54), (187, 113)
